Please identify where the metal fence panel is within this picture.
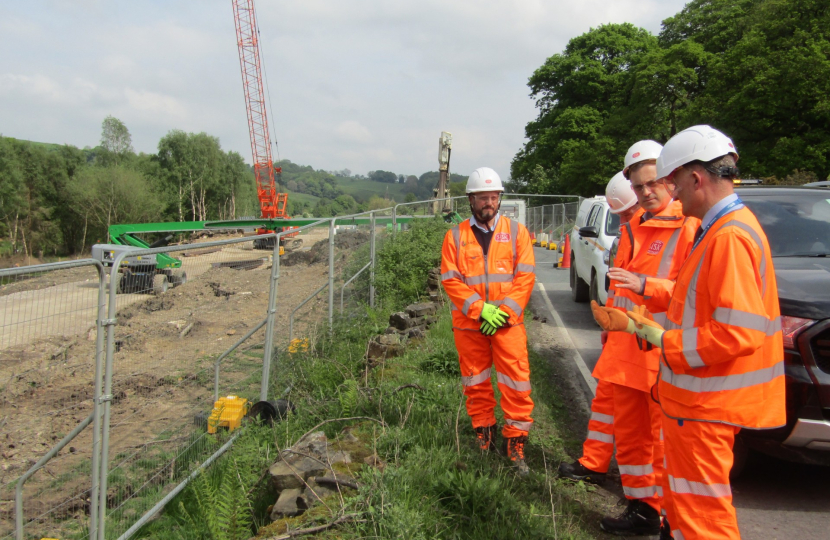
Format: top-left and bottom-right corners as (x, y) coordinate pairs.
(1, 260), (106, 540)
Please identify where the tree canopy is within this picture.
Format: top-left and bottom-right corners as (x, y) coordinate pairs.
(512, 0), (830, 196)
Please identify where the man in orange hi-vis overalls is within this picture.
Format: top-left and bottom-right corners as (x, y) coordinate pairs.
(589, 141), (701, 537)
(441, 167), (536, 475)
(613, 125), (785, 539)
(558, 170), (640, 486)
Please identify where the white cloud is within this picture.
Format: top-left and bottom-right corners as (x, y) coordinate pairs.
(0, 0), (690, 177)
(335, 120), (373, 144)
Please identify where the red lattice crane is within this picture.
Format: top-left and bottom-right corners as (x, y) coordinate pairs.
(232, 0), (288, 219)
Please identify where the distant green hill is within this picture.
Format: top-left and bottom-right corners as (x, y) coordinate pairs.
(7, 137), (66, 151)
(337, 178), (406, 202)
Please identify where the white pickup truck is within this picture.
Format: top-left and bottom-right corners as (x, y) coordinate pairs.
(569, 196), (621, 305)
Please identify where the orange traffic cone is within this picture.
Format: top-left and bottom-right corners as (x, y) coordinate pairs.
(560, 233), (571, 269)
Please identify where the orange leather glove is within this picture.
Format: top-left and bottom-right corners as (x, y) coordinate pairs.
(591, 300), (635, 334)
(626, 305), (665, 347)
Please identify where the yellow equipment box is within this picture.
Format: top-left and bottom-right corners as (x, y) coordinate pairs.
(540, 241), (548, 248)
(548, 242), (557, 250)
(207, 395), (250, 434)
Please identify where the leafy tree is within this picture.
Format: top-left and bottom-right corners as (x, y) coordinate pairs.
(688, 0), (830, 179)
(100, 116), (134, 166)
(368, 170), (398, 183)
(404, 192), (417, 203)
(512, 24), (659, 196)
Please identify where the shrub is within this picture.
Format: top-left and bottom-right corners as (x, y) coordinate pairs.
(374, 218), (449, 308)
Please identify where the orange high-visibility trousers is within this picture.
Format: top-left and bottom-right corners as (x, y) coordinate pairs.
(578, 380), (615, 473)
(453, 324), (533, 438)
(661, 416), (740, 540)
(612, 383), (664, 511)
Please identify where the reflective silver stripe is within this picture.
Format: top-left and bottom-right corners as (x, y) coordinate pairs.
(713, 307), (781, 335)
(655, 486), (664, 497)
(719, 219), (766, 293)
(656, 223), (684, 279)
(451, 303), (459, 311)
(613, 296), (637, 311)
(496, 372), (532, 392)
(505, 418), (532, 431)
(516, 263), (535, 273)
(607, 289), (615, 301)
(669, 475), (732, 498)
(462, 293), (482, 315)
(441, 270), (463, 281)
(618, 464), (654, 476)
(681, 328), (706, 368)
(590, 411), (614, 424)
(483, 274), (513, 284)
(665, 319), (681, 330)
(462, 369), (491, 387)
(660, 361), (784, 393)
(673, 529), (686, 540)
(623, 486), (659, 499)
(587, 430), (614, 444)
(465, 275), (487, 286)
(500, 297), (523, 317)
(510, 218), (518, 261)
(680, 248), (707, 329)
(452, 225), (461, 254)
(652, 312), (668, 327)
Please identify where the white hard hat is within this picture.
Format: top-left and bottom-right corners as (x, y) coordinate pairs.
(605, 171), (637, 214)
(623, 140), (663, 179)
(656, 125), (739, 180)
(466, 167), (504, 193)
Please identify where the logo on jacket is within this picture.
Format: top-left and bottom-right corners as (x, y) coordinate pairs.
(494, 232), (511, 242)
(647, 240), (664, 255)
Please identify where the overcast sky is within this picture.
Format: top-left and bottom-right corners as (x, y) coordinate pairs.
(0, 0), (690, 179)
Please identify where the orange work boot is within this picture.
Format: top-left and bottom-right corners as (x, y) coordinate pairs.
(474, 424), (498, 452)
(503, 435), (530, 475)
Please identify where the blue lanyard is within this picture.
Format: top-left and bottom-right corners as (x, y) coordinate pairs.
(692, 197), (744, 251)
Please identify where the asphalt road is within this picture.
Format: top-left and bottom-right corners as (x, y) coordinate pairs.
(531, 247), (830, 539)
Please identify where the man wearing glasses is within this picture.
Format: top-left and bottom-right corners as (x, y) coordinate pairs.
(591, 141), (700, 536)
(614, 126), (784, 539)
(440, 167), (536, 475)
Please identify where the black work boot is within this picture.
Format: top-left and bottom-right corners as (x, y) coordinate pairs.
(503, 435), (530, 476)
(660, 517), (673, 539)
(600, 499), (661, 536)
(474, 424), (498, 452)
(558, 460), (606, 485)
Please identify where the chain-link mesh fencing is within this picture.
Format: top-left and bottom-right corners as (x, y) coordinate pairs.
(3, 195), (564, 540)
(1, 261), (106, 540)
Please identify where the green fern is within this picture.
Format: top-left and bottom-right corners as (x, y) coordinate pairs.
(338, 379), (359, 416)
(177, 458), (252, 540)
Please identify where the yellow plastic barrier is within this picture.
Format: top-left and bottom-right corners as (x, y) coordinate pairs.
(207, 395), (250, 434)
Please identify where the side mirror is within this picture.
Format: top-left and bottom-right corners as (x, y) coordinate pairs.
(579, 226), (598, 238)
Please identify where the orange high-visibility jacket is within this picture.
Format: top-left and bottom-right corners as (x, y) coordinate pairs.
(441, 217), (535, 330)
(659, 206), (785, 429)
(593, 202), (699, 392)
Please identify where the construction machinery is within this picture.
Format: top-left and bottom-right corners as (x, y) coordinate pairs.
(232, 0), (299, 250)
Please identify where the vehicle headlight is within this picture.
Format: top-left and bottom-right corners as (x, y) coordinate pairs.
(781, 316), (818, 350)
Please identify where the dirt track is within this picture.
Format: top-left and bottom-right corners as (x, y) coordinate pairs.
(0, 228), (370, 538)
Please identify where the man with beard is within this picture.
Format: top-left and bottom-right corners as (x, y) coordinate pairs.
(440, 167), (536, 474)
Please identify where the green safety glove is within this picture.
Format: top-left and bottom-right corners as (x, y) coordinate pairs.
(627, 306), (665, 347)
(480, 320), (498, 336)
(480, 303), (509, 328)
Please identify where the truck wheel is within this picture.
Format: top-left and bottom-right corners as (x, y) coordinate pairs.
(117, 271), (131, 294)
(590, 271), (600, 305)
(571, 257), (589, 303)
(152, 274), (168, 295)
(171, 270), (187, 287)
